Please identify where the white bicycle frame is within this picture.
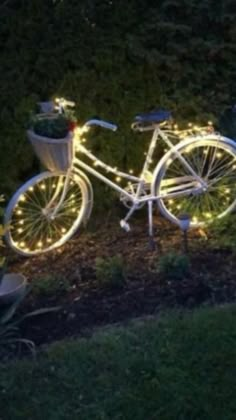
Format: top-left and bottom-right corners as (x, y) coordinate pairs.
(52, 119), (208, 240)
(7, 98), (236, 256)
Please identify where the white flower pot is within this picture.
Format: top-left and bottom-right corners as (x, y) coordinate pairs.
(27, 130), (74, 172)
(0, 273), (27, 305)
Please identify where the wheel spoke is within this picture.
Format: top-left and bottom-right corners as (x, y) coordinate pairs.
(7, 173), (87, 254)
(157, 140), (236, 226)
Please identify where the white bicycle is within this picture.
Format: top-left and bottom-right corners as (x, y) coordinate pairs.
(4, 99), (236, 256)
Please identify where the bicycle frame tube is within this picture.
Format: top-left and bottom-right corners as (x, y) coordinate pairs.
(158, 129), (207, 187)
(74, 158), (137, 201)
(77, 145), (140, 182)
(75, 126), (206, 194)
(134, 128), (159, 199)
(73, 130), (161, 203)
(73, 157), (202, 204)
(49, 170), (72, 218)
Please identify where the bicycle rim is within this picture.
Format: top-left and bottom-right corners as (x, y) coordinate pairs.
(5, 172), (88, 255)
(154, 138), (236, 227)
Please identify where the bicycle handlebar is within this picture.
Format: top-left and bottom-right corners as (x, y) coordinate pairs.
(84, 119), (118, 131)
(55, 98), (75, 108)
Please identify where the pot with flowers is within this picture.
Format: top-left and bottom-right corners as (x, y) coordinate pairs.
(27, 98), (77, 173)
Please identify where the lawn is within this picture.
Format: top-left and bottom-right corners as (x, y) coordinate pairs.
(0, 304), (236, 420)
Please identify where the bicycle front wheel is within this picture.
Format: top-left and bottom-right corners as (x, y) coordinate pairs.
(5, 171), (90, 256)
(153, 137), (236, 227)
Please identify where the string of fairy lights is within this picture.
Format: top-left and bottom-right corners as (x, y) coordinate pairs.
(11, 118), (236, 252)
(73, 126), (137, 183)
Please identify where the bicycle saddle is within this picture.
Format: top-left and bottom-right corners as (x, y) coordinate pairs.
(134, 109), (172, 124)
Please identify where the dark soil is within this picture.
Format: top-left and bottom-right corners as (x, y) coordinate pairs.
(8, 214), (236, 348)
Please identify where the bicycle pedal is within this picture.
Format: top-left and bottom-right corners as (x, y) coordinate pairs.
(120, 220), (131, 232)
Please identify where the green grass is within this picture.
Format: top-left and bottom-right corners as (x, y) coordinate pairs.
(0, 305), (236, 419)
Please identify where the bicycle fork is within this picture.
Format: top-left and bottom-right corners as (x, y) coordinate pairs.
(43, 169), (72, 220)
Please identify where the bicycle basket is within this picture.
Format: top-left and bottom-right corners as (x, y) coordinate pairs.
(27, 129), (74, 172)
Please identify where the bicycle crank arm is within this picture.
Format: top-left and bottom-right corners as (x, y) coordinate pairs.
(120, 220), (131, 232)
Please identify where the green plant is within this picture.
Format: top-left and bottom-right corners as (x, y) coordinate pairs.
(1, 306), (236, 419)
(95, 255), (126, 289)
(29, 106), (77, 139)
(0, 289), (60, 360)
(0, 195), (6, 281)
(0, 225), (6, 278)
(209, 214), (236, 250)
(158, 252), (190, 281)
(0, 0), (235, 202)
(32, 274), (71, 297)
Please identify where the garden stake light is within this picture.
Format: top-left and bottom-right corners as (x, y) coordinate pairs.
(179, 213), (190, 254)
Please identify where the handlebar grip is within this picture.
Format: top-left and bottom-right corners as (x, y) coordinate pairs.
(64, 100), (75, 107)
(102, 121), (118, 131)
(85, 119), (118, 131)
(55, 98), (75, 108)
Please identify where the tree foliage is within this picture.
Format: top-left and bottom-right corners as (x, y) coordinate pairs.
(0, 0), (235, 203)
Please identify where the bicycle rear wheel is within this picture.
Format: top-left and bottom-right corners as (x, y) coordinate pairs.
(5, 171), (90, 256)
(153, 137), (236, 227)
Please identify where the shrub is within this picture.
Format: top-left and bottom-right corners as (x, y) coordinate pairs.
(95, 255), (126, 289)
(210, 214), (236, 250)
(1, 0), (234, 200)
(0, 195), (6, 278)
(32, 274), (70, 297)
(158, 252), (190, 281)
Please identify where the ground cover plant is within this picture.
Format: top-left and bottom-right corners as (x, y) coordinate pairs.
(209, 213), (236, 251)
(0, 304), (236, 419)
(95, 255), (127, 289)
(158, 251), (190, 281)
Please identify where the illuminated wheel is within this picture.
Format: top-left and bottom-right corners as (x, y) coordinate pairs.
(5, 171), (90, 256)
(153, 137), (236, 227)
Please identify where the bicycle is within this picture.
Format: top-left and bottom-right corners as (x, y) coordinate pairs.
(4, 98), (236, 256)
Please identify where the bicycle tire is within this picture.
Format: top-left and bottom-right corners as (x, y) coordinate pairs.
(152, 135), (236, 227)
(5, 171), (90, 256)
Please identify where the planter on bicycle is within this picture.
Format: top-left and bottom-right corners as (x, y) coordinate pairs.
(27, 129), (74, 173)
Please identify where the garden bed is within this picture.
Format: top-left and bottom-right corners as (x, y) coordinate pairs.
(8, 213), (236, 349)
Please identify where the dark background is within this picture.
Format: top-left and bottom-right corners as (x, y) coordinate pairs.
(0, 0), (236, 210)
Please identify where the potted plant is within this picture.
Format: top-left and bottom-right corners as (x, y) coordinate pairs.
(27, 99), (78, 172)
(0, 196), (27, 305)
(0, 272), (27, 306)
(0, 283), (60, 361)
(0, 199), (60, 359)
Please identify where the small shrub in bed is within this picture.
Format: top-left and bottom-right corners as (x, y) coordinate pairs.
(209, 214), (236, 251)
(95, 255), (126, 289)
(158, 252), (190, 281)
(32, 274), (71, 297)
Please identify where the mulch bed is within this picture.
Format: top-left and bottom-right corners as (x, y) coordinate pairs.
(8, 214), (236, 347)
